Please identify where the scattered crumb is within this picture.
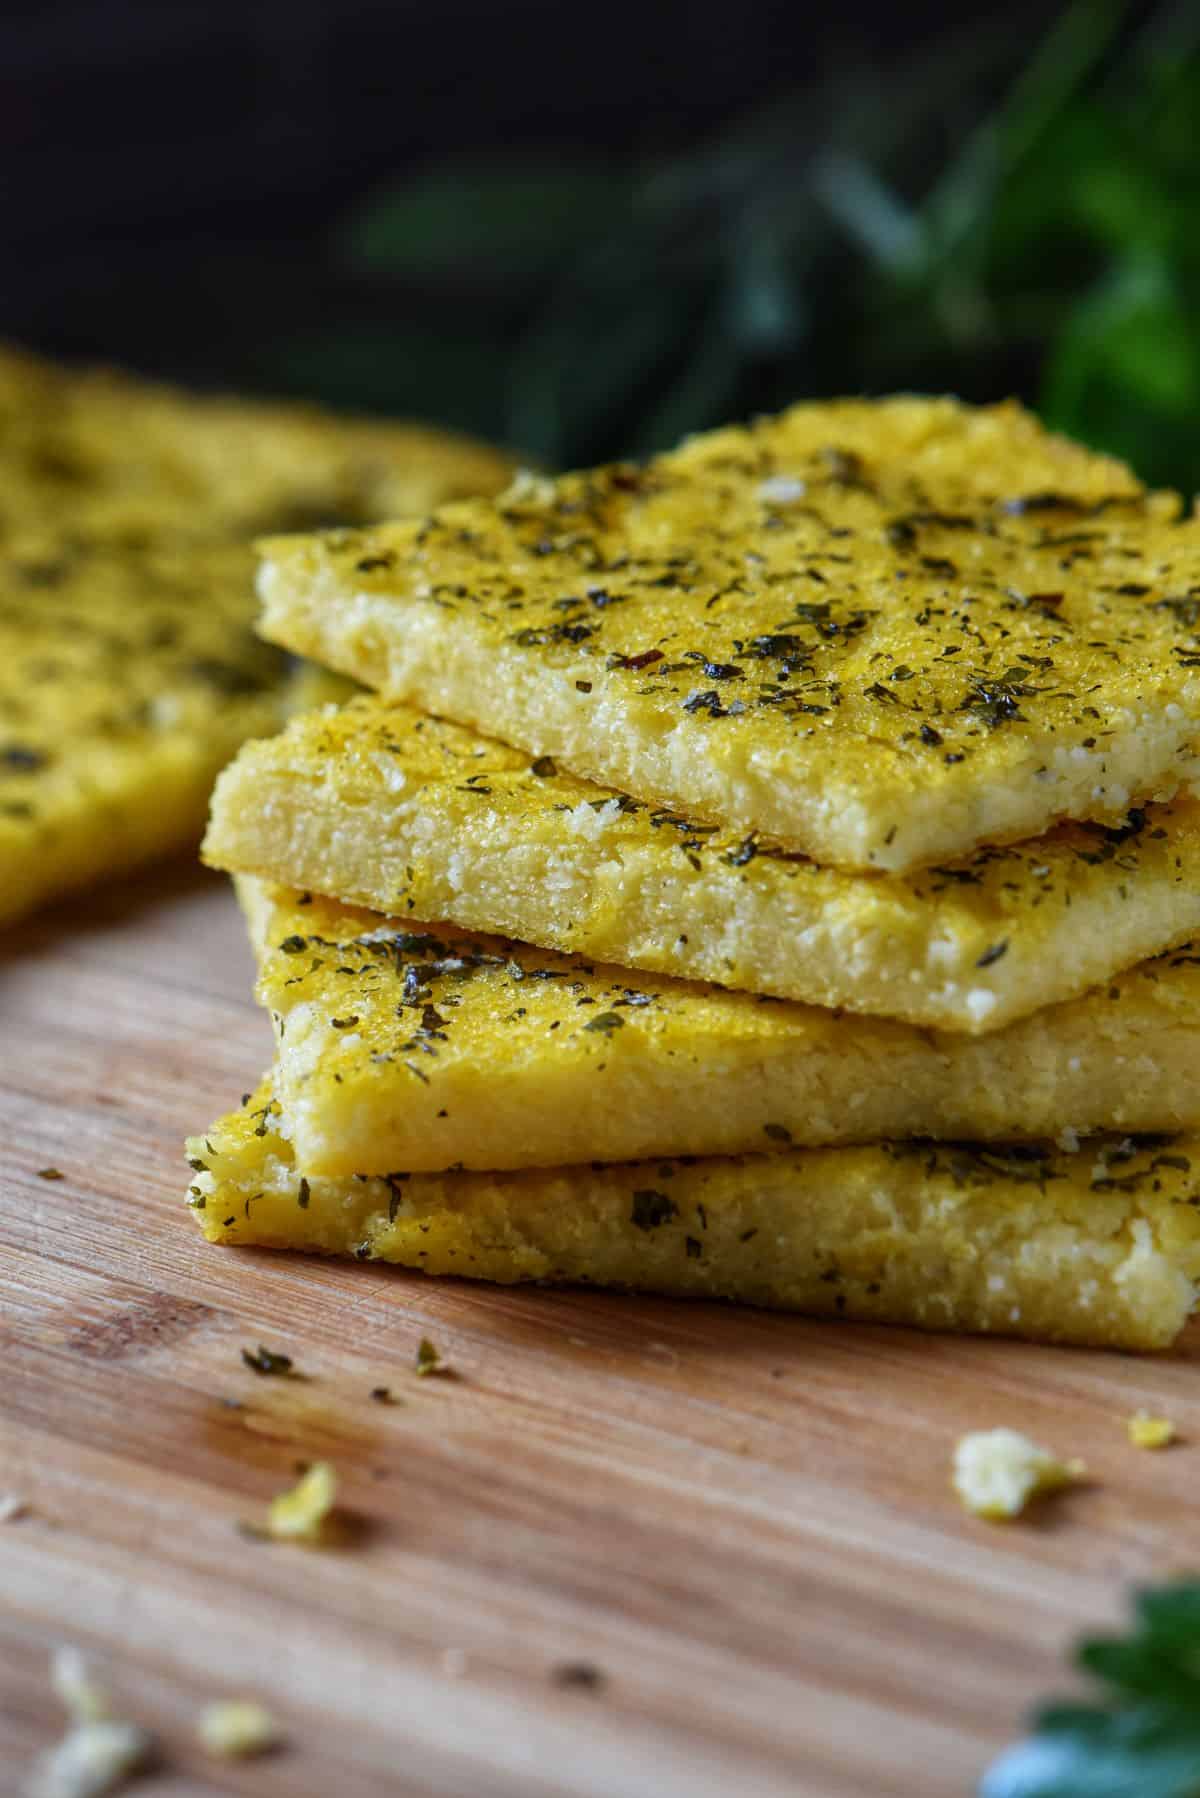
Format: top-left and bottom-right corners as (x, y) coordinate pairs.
(241, 1345), (297, 1378)
(52, 1648), (110, 1725)
(552, 1662), (606, 1692)
(25, 1720), (155, 1798)
(0, 1492), (28, 1522)
(953, 1429), (1085, 1520)
(415, 1337), (442, 1377)
(256, 1460), (337, 1543)
(197, 1700), (280, 1759)
(36, 1168), (64, 1182)
(369, 1386), (402, 1404)
(26, 1649), (155, 1798)
(1127, 1411), (1176, 1450)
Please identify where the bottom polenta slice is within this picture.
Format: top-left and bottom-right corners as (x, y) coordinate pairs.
(187, 1083), (1200, 1351)
(237, 875), (1200, 1175)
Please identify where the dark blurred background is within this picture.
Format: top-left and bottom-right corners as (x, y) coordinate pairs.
(4, 0), (1198, 488)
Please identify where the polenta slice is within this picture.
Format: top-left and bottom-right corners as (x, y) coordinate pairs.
(0, 345), (513, 927)
(206, 696), (1200, 1033)
(233, 875), (1200, 1175)
(256, 396), (1200, 874)
(0, 342), (514, 541)
(187, 1082), (1200, 1351)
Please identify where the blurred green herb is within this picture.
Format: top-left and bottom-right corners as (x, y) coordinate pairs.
(981, 1579), (1200, 1798)
(286, 1), (1200, 492)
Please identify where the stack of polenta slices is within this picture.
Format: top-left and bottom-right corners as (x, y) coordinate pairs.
(192, 397), (1200, 1351)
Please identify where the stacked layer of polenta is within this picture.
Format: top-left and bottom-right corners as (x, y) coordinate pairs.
(195, 398), (1200, 1350)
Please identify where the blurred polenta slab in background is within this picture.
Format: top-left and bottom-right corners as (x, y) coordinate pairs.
(0, 345), (514, 930)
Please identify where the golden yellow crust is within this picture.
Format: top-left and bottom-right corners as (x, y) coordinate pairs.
(0, 345), (513, 927)
(255, 396), (1200, 873)
(187, 1082), (1200, 1351)
(206, 695), (1200, 1033)
(231, 875), (1200, 1175)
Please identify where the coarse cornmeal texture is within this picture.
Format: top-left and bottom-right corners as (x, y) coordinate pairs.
(255, 396), (1200, 874)
(0, 344), (513, 927)
(186, 1082), (1200, 1351)
(206, 695), (1200, 1032)
(233, 876), (1200, 1175)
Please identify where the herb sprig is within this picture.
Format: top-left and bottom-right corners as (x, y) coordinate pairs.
(982, 1580), (1200, 1798)
(300, 3), (1200, 494)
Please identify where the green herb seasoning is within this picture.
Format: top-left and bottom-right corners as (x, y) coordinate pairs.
(241, 1345), (296, 1377)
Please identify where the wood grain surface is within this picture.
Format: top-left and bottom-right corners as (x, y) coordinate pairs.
(2, 864), (1198, 1798)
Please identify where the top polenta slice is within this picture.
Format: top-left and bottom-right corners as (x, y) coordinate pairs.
(0, 344), (514, 927)
(205, 696), (1200, 1033)
(256, 396), (1200, 873)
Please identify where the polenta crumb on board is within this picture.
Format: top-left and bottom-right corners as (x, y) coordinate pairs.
(953, 1429), (1085, 1519)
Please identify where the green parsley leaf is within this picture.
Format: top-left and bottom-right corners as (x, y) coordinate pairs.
(583, 1012), (625, 1036)
(982, 1580), (1200, 1798)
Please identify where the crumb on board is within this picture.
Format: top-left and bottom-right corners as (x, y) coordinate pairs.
(952, 1428), (1085, 1520)
(25, 1648), (155, 1798)
(25, 1721), (155, 1798)
(1127, 1411), (1176, 1450)
(552, 1662), (607, 1692)
(197, 1699), (280, 1759)
(0, 1492), (28, 1522)
(253, 1460), (338, 1543)
(51, 1648), (110, 1725)
(36, 1168), (64, 1181)
(415, 1337), (442, 1377)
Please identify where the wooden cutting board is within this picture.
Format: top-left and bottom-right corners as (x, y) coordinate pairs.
(2, 862), (1198, 1798)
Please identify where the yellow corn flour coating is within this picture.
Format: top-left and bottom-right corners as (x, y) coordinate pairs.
(187, 1083), (1200, 1351)
(207, 694), (1200, 1033)
(255, 396), (1200, 874)
(0, 344), (513, 927)
(233, 874), (1200, 1175)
